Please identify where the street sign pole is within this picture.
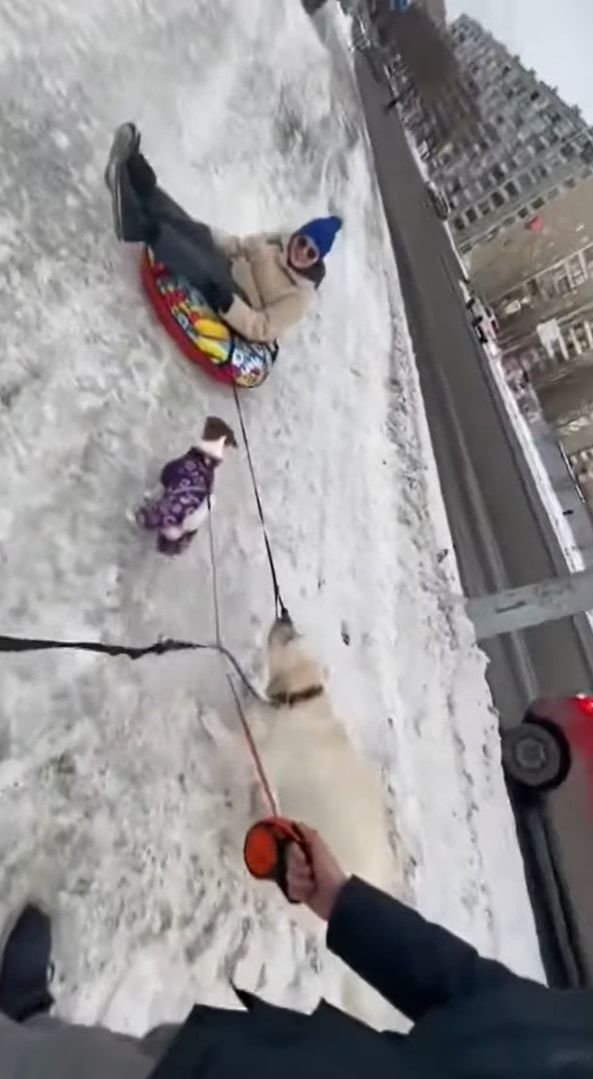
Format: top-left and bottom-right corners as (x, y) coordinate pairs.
(467, 569), (593, 640)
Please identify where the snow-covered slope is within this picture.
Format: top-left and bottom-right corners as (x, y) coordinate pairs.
(0, 0), (543, 1034)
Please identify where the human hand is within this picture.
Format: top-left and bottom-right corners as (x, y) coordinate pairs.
(201, 280), (234, 315)
(285, 824), (348, 921)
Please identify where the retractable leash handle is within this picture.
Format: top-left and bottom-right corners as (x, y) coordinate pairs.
(244, 818), (312, 904)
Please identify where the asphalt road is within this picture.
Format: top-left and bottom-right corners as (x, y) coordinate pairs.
(355, 53), (593, 986)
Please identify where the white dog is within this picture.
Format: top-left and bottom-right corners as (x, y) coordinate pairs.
(246, 615), (401, 1029)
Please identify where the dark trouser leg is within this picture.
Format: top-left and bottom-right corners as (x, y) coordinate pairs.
(150, 217), (236, 294)
(116, 163), (156, 243)
(120, 153), (239, 296)
(143, 184), (235, 290)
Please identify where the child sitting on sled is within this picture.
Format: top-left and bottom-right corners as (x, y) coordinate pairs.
(105, 123), (342, 345)
(136, 416), (237, 556)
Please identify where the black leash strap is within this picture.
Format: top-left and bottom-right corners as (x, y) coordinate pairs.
(233, 387), (289, 621)
(0, 634), (268, 702)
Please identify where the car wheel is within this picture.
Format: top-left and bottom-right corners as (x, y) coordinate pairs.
(501, 721), (569, 792)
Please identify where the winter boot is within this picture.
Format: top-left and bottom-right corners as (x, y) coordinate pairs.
(0, 905), (54, 1022)
(105, 122), (155, 242)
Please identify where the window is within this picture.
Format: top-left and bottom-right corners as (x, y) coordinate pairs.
(567, 254), (587, 288)
(503, 288), (524, 311)
(518, 172), (532, 190)
(532, 196), (545, 209)
(547, 186), (559, 201)
(566, 177), (577, 190)
(538, 269), (558, 300)
(454, 216), (466, 232)
(527, 277), (542, 299)
(466, 207), (478, 224)
(479, 201), (491, 216)
(530, 90), (541, 102)
(491, 164), (505, 183)
(518, 207), (530, 219)
(565, 320), (593, 357)
(583, 245), (593, 271)
(561, 141), (576, 159)
(554, 271), (571, 295)
(505, 180), (519, 198)
(492, 190), (505, 208)
(502, 215), (515, 228)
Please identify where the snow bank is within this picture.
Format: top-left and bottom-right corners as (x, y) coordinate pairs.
(489, 353), (587, 572)
(0, 0), (542, 1036)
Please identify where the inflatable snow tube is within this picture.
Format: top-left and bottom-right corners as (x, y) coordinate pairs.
(141, 248), (278, 389)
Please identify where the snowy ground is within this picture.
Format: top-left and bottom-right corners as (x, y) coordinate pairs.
(0, 0), (543, 1037)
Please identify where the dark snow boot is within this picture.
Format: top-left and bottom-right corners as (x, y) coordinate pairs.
(0, 905), (54, 1022)
(105, 121), (155, 242)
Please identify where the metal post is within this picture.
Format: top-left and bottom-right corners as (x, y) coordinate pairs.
(467, 568), (593, 640)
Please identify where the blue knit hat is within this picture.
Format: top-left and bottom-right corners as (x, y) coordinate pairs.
(298, 215), (343, 259)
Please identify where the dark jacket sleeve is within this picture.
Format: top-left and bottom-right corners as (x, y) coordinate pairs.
(327, 877), (525, 1023)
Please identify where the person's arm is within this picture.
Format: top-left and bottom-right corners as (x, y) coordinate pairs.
(328, 876), (521, 1022)
(209, 228), (244, 260)
(221, 290), (308, 343)
(286, 827), (523, 1024)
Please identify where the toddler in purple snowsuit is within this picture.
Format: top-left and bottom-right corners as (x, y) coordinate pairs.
(137, 416), (237, 555)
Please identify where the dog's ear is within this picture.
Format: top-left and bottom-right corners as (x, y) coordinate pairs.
(203, 416), (237, 447)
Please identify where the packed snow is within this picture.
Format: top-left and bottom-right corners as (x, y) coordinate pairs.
(0, 0), (543, 1038)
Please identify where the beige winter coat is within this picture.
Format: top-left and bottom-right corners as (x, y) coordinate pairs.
(214, 230), (315, 343)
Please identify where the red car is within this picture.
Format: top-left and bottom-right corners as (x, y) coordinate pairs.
(502, 695), (593, 791)
(502, 696), (593, 987)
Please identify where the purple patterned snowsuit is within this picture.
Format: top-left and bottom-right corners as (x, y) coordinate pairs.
(137, 447), (219, 555)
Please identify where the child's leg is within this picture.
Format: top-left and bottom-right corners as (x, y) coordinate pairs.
(150, 219), (236, 295)
(105, 123), (154, 243)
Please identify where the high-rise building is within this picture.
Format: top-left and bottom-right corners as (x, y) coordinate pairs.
(470, 178), (593, 379)
(432, 15), (593, 256)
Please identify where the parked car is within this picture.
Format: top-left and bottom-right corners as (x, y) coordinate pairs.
(502, 695), (593, 792)
(466, 293), (498, 345)
(501, 695), (593, 988)
(425, 180), (450, 220)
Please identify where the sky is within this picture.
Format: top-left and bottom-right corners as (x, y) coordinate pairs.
(447, 0), (593, 126)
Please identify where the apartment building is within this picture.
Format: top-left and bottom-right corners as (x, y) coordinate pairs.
(432, 15), (593, 255)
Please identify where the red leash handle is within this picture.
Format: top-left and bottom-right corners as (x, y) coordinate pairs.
(244, 818), (312, 904)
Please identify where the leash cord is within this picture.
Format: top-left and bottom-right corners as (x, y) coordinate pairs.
(207, 491), (222, 648)
(233, 387), (289, 622)
(206, 489), (278, 817)
(226, 672), (278, 818)
(0, 634), (268, 704)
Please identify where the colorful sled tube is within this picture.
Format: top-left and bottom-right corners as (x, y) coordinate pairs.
(141, 247), (279, 389)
